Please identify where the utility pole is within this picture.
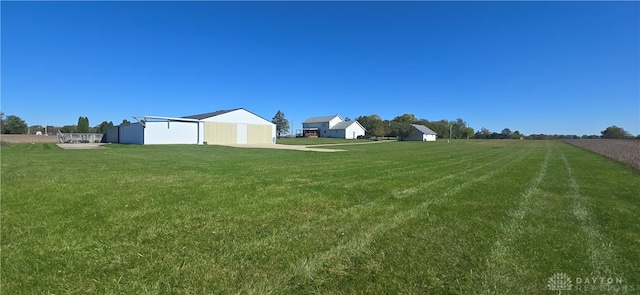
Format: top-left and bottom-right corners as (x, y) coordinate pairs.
(448, 123), (452, 143)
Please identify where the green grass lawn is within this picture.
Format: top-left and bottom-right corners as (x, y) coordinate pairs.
(2, 140), (639, 294)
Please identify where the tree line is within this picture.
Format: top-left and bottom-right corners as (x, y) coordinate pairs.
(355, 114), (474, 140)
(0, 112), (131, 135)
(354, 113), (638, 140)
(1, 111), (637, 140)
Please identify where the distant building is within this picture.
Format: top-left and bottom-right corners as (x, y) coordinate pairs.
(301, 115), (366, 139)
(407, 124), (437, 141)
(106, 108), (276, 145)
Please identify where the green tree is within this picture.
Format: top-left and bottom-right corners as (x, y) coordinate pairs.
(393, 113), (418, 124)
(426, 119), (449, 140)
(271, 110), (289, 138)
(77, 116), (90, 133)
(0, 112), (4, 133)
(96, 121), (114, 134)
(60, 125), (77, 133)
(451, 118), (468, 139)
(390, 114), (417, 140)
(475, 127), (492, 139)
(601, 125), (631, 139)
(501, 128), (512, 139)
(121, 119), (131, 125)
(3, 115), (28, 134)
(465, 127), (475, 139)
(356, 114), (383, 136)
(370, 120), (387, 139)
(510, 130), (523, 139)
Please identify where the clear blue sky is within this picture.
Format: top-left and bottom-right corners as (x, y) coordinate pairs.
(2, 1), (639, 136)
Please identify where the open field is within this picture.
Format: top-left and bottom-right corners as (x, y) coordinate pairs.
(2, 140), (639, 294)
(0, 134), (57, 144)
(563, 139), (640, 170)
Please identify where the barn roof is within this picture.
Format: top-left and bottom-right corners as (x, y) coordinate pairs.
(330, 121), (366, 131)
(302, 115), (341, 124)
(182, 108), (243, 120)
(412, 124), (437, 135)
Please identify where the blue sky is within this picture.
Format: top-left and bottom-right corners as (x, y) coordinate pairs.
(2, 1), (639, 136)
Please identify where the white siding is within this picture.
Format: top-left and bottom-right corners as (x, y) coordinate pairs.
(327, 129), (345, 138)
(328, 116), (343, 128)
(344, 124), (365, 139)
(116, 109), (273, 145)
(271, 124), (276, 143)
(202, 109), (270, 124)
(119, 123), (144, 144)
(202, 109), (275, 144)
(237, 123), (247, 144)
(425, 134), (437, 141)
(144, 121), (199, 144)
(198, 122), (205, 144)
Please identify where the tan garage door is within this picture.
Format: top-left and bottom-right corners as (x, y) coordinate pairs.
(247, 124), (273, 144)
(204, 122), (237, 144)
(204, 122), (272, 145)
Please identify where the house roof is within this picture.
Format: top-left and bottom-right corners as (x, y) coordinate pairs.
(330, 121), (367, 131)
(412, 124), (437, 135)
(182, 108), (243, 120)
(302, 115), (341, 124)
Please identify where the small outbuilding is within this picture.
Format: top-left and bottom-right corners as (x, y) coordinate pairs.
(106, 108), (276, 145)
(408, 124), (438, 141)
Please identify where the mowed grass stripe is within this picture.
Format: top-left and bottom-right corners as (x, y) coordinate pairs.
(188, 142), (534, 292)
(232, 141), (534, 256)
(559, 147), (618, 277)
(481, 141), (552, 293)
(2, 141), (639, 294)
(246, 141), (539, 292)
(392, 142), (536, 198)
(0, 141), (538, 294)
(556, 141), (640, 284)
(282, 141), (546, 293)
(292, 141), (500, 189)
(477, 141), (637, 294)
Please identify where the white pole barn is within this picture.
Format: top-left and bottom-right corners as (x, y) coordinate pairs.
(107, 108), (276, 145)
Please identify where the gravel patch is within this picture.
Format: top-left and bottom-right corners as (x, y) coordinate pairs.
(57, 143), (108, 150)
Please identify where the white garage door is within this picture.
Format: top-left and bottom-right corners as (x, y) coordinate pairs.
(237, 124), (247, 144)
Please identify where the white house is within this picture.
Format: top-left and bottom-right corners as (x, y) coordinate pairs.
(301, 115), (366, 139)
(106, 108), (276, 145)
(408, 124), (437, 141)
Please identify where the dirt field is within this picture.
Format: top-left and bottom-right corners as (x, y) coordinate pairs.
(0, 135), (57, 144)
(563, 139), (640, 169)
